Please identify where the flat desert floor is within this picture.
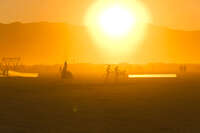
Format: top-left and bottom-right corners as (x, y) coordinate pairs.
(0, 76), (200, 133)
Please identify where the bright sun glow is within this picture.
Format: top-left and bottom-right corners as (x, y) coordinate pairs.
(99, 5), (135, 37)
(85, 0), (151, 62)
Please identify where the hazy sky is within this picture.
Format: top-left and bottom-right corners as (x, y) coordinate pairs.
(0, 0), (200, 30)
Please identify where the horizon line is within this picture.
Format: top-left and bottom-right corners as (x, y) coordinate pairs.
(0, 21), (199, 32)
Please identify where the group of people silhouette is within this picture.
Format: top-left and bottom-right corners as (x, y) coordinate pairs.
(180, 64), (187, 73)
(105, 65), (125, 83)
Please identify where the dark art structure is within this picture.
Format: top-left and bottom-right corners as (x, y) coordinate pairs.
(61, 61), (73, 79)
(0, 57), (21, 76)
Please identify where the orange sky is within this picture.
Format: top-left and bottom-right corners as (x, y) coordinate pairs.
(1, 0), (200, 30)
(1, 0), (200, 64)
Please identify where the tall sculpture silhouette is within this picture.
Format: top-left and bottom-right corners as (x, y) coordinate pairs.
(61, 61), (73, 79)
(61, 61), (67, 79)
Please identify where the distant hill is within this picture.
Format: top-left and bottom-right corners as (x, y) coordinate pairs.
(0, 22), (200, 64)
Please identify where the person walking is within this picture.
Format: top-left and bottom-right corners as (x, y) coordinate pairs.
(105, 65), (111, 82)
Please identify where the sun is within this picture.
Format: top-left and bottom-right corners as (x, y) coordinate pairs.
(85, 0), (151, 60)
(99, 5), (136, 37)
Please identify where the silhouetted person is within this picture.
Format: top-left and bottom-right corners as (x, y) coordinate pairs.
(6, 67), (9, 76)
(2, 69), (6, 76)
(59, 66), (62, 73)
(114, 66), (119, 83)
(105, 65), (111, 82)
(2, 65), (9, 77)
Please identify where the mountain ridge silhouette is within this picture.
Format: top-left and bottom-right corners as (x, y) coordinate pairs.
(0, 22), (199, 64)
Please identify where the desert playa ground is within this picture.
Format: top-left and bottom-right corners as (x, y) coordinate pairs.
(0, 76), (200, 133)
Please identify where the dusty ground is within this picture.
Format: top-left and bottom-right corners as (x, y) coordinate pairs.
(0, 77), (200, 133)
